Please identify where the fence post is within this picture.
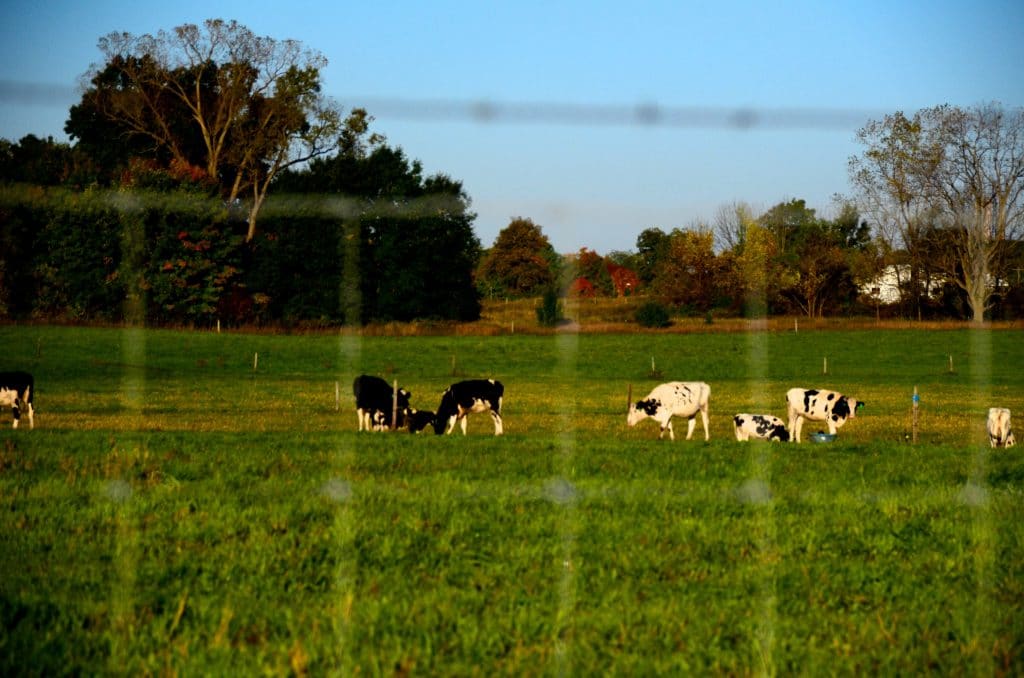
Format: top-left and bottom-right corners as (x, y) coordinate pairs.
(912, 386), (919, 444)
(392, 379), (399, 431)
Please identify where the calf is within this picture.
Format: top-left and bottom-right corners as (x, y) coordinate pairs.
(406, 408), (436, 434)
(627, 381), (710, 441)
(0, 371), (35, 430)
(733, 414), (789, 442)
(433, 379), (504, 435)
(786, 387), (863, 443)
(352, 375), (411, 432)
(988, 408), (1016, 448)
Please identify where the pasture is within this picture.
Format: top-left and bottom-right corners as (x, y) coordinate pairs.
(1, 324), (1022, 674)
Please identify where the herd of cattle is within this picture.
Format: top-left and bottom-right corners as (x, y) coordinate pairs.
(0, 369), (1016, 448)
(350, 374), (1016, 448)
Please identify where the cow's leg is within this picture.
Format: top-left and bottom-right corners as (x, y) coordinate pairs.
(11, 404), (19, 429)
(827, 419), (838, 435)
(490, 410), (503, 435)
(686, 415), (696, 440)
(26, 403), (33, 430)
(357, 408), (366, 431)
(793, 416), (803, 443)
(459, 416), (468, 435)
(659, 416), (674, 441)
(700, 405), (709, 441)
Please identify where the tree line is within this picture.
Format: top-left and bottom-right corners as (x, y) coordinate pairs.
(1, 19), (1022, 326)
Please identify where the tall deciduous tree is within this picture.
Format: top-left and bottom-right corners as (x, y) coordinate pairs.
(68, 19), (343, 241)
(851, 103), (1024, 321)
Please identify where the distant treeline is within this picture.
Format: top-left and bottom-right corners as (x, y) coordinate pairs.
(0, 139), (482, 327)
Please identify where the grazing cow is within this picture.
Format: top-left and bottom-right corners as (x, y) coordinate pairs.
(0, 371), (35, 430)
(733, 413), (789, 442)
(433, 379), (504, 435)
(406, 409), (436, 434)
(352, 375), (411, 432)
(786, 387), (864, 443)
(627, 381), (710, 441)
(988, 408), (1016, 448)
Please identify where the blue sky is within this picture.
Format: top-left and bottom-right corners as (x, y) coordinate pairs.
(2, 1), (1022, 253)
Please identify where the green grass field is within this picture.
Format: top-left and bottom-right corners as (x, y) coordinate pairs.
(1, 325), (1022, 675)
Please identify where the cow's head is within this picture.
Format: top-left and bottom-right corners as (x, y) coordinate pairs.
(770, 425), (790, 442)
(627, 399), (660, 427)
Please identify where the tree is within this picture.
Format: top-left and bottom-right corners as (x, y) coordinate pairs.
(634, 227), (670, 285)
(267, 138), (482, 324)
(476, 217), (557, 298)
(751, 199), (871, 318)
(68, 19), (343, 241)
(650, 228), (719, 312)
(713, 201), (756, 252)
(574, 248), (614, 296)
(850, 103), (1024, 321)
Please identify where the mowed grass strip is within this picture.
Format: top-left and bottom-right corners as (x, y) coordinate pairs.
(0, 325), (1022, 674)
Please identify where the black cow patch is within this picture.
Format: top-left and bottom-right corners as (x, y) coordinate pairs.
(638, 398), (662, 416)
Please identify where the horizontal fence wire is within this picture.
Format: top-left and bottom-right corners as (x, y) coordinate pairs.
(1, 78), (881, 130)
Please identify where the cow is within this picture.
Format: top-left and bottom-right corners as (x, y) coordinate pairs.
(406, 408), (436, 434)
(433, 379), (504, 435)
(0, 371), (35, 430)
(733, 413), (789, 442)
(627, 381), (710, 441)
(988, 407), (1016, 448)
(352, 375), (411, 432)
(786, 387), (863, 443)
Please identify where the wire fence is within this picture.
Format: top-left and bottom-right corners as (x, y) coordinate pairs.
(1, 78), (882, 131)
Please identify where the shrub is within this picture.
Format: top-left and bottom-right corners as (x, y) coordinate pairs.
(535, 289), (564, 327)
(635, 301), (672, 328)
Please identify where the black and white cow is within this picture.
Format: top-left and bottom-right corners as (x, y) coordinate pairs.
(0, 371), (35, 430)
(406, 409), (436, 434)
(627, 381), (710, 441)
(733, 413), (789, 442)
(433, 379), (504, 435)
(352, 375), (411, 432)
(988, 407), (1016, 448)
(786, 387), (864, 443)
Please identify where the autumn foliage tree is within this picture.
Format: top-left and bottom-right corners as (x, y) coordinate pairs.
(67, 19), (344, 241)
(476, 217), (558, 298)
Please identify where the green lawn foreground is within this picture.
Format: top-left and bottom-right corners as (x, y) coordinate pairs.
(1, 325), (1022, 675)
